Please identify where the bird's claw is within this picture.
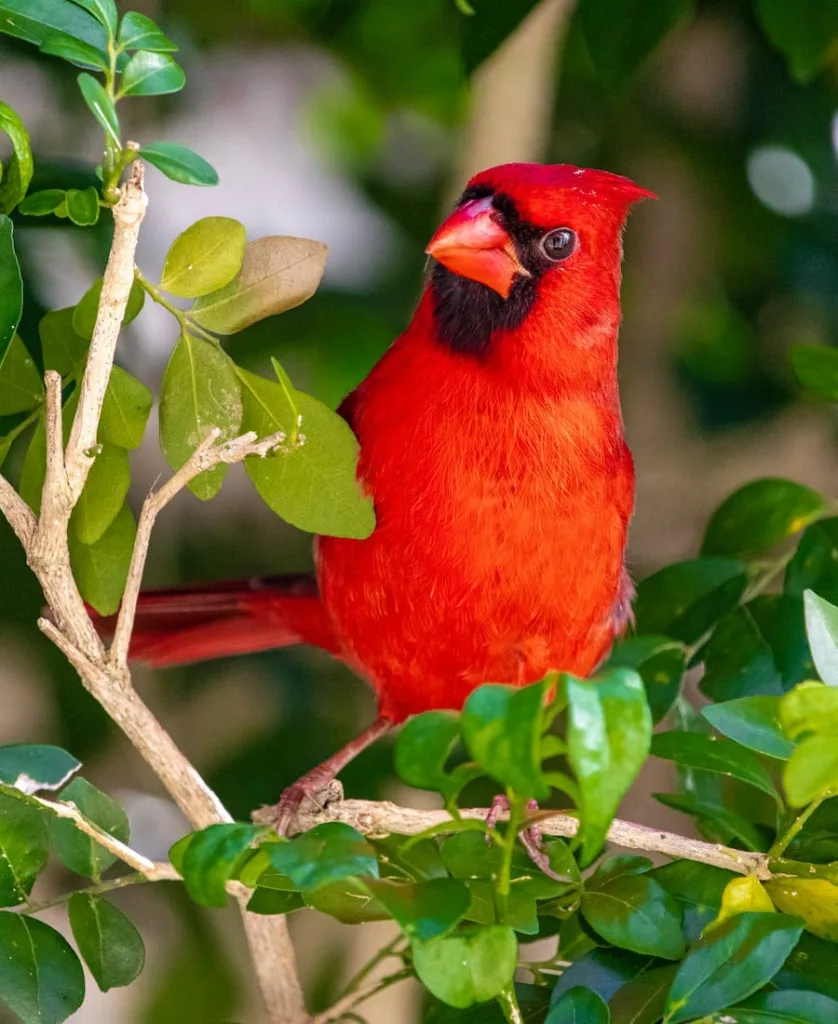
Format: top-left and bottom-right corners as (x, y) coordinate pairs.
(486, 795), (567, 882)
(271, 772), (342, 837)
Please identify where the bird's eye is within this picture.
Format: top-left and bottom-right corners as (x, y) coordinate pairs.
(540, 228), (576, 262)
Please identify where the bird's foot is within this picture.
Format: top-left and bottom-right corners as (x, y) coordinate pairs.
(259, 771), (344, 837)
(486, 795), (566, 882)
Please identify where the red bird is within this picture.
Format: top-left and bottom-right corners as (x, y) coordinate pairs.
(99, 163), (653, 829)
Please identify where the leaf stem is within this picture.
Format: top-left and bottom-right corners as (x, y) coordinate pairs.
(133, 266), (217, 343)
(496, 793), (525, 919)
(24, 870), (149, 914)
(769, 788), (836, 857)
(497, 983), (524, 1024)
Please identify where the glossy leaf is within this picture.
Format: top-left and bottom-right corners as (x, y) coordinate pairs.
(39, 307), (88, 375)
(581, 874), (685, 960)
(70, 442), (130, 544)
(77, 73), (120, 146)
(117, 12), (177, 52)
(0, 745), (80, 793)
(608, 964), (679, 1024)
(588, 855), (653, 890)
(663, 913), (803, 1023)
(119, 50), (184, 96)
(68, 893), (144, 991)
(755, 0), (838, 81)
(0, 335), (43, 415)
(0, 0), (108, 70)
(266, 822), (378, 892)
(576, 0), (692, 88)
(702, 696), (794, 760)
(65, 186), (99, 226)
(413, 925), (517, 1009)
(69, 503), (136, 615)
(547, 986), (610, 1024)
(51, 777), (129, 879)
(0, 100), (33, 214)
(100, 366), (153, 449)
(766, 878), (838, 943)
(567, 668), (652, 864)
(708, 876), (775, 932)
(804, 590), (838, 687)
(0, 215), (23, 368)
(732, 989), (838, 1023)
(159, 333), (242, 500)
(366, 878), (470, 942)
(237, 366), (375, 537)
(40, 34), (108, 69)
(72, 277), (144, 339)
(552, 949), (659, 1006)
(783, 735), (838, 806)
(303, 877), (388, 923)
(140, 142), (218, 186)
(791, 344), (838, 401)
(394, 711), (481, 802)
(786, 517), (838, 605)
(0, 912), (85, 1023)
(780, 681), (838, 741)
(19, 189), (66, 217)
(702, 479), (827, 559)
(650, 731), (780, 803)
(774, 931), (838, 999)
(247, 887), (306, 915)
(181, 823), (269, 907)
(160, 216), (247, 299)
(634, 558), (750, 643)
(69, 0), (117, 36)
(605, 635), (686, 724)
(461, 681), (549, 800)
(191, 235), (327, 334)
(0, 792), (49, 907)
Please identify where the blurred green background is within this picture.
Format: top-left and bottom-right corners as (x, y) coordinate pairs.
(1, 0), (838, 1019)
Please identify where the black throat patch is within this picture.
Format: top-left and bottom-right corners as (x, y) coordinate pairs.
(430, 187), (547, 357)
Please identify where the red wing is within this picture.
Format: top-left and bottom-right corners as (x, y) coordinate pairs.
(91, 574), (340, 667)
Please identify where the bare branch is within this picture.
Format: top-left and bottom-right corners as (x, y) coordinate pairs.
(0, 474), (35, 547)
(279, 796), (772, 880)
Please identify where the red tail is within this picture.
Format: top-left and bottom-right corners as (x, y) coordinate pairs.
(92, 574), (340, 667)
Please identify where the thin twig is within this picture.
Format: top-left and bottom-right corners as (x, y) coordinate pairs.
(312, 968), (414, 1024)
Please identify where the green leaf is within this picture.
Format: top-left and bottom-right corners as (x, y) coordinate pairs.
(0, 745), (80, 793)
(755, 0), (838, 82)
(266, 822), (378, 892)
(650, 860), (734, 912)
(119, 50), (185, 97)
(19, 190), (67, 217)
(634, 558), (750, 643)
(365, 878), (470, 942)
(413, 925), (517, 1009)
(40, 33), (108, 69)
(68, 0), (117, 36)
(303, 877), (388, 923)
(702, 479), (827, 559)
(791, 345), (838, 401)
(236, 366), (375, 537)
(652, 791), (767, 853)
(100, 366), (152, 449)
(77, 73), (120, 146)
(575, 0), (692, 88)
(394, 711), (482, 803)
(159, 332), (243, 500)
(191, 235), (327, 334)
(51, 777), (129, 879)
(663, 913), (803, 1023)
(72, 277), (144, 339)
(68, 893), (144, 991)
(181, 823), (269, 907)
(117, 12), (177, 52)
(70, 442), (130, 544)
(765, 877), (838, 943)
(461, 681), (549, 800)
(552, 949), (659, 1006)
(140, 142), (218, 186)
(547, 986), (610, 1024)
(0, 0), (109, 70)
(701, 697), (795, 760)
(786, 517), (838, 605)
(69, 502), (136, 615)
(0, 215), (23, 369)
(804, 590), (838, 687)
(783, 735), (838, 807)
(588, 854), (653, 890)
(0, 913), (85, 1023)
(65, 186), (100, 227)
(607, 963), (680, 1024)
(461, 0), (540, 73)
(780, 680), (838, 741)
(732, 990), (838, 1024)
(650, 731), (781, 803)
(160, 217), (247, 299)
(605, 635), (686, 724)
(567, 668), (652, 864)
(0, 792), (49, 907)
(247, 887), (306, 915)
(582, 875), (685, 960)
(0, 100), (33, 214)
(0, 335), (44, 415)
(39, 308), (88, 376)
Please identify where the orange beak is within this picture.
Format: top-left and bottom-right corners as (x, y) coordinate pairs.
(425, 197), (528, 299)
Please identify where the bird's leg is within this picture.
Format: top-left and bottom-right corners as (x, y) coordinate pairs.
(486, 795), (567, 882)
(272, 717), (392, 836)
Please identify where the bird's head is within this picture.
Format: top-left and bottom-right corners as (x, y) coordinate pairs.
(424, 163), (655, 374)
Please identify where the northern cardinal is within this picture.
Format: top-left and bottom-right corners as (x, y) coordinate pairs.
(95, 163), (653, 830)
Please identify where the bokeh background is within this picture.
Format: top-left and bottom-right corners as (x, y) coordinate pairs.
(1, 0), (838, 1020)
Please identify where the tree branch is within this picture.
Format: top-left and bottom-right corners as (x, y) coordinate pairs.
(0, 474), (35, 547)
